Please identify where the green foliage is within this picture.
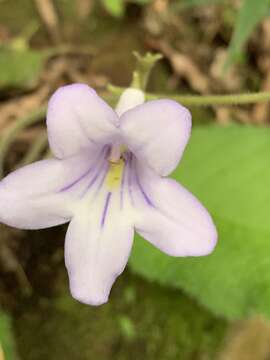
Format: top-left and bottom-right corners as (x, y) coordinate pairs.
(0, 310), (18, 360)
(0, 46), (45, 90)
(131, 0), (152, 4)
(175, 0), (270, 67)
(226, 0), (270, 67)
(117, 315), (136, 340)
(179, 0), (224, 7)
(15, 274), (226, 359)
(101, 0), (125, 17)
(130, 125), (270, 320)
(101, 0), (152, 17)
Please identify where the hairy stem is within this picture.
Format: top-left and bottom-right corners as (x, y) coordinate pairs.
(108, 85), (270, 106)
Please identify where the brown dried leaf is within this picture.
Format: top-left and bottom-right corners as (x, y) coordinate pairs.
(148, 40), (210, 93)
(210, 48), (242, 92)
(76, 0), (94, 20)
(218, 316), (270, 360)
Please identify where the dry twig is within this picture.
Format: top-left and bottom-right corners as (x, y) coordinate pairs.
(34, 0), (61, 43)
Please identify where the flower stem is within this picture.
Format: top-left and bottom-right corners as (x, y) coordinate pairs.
(108, 84), (270, 106)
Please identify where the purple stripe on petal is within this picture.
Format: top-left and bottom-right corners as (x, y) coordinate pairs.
(59, 165), (94, 192)
(101, 192), (112, 228)
(86, 172), (100, 190)
(127, 155), (135, 206)
(79, 147), (110, 198)
(80, 161), (106, 198)
(120, 162), (127, 209)
(134, 161), (154, 207)
(93, 162), (110, 198)
(59, 146), (108, 193)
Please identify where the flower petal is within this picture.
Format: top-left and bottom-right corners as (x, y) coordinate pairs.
(120, 99), (191, 176)
(134, 164), (217, 256)
(47, 84), (119, 158)
(0, 151), (99, 229)
(65, 192), (134, 306)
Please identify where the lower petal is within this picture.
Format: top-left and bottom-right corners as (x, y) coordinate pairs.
(134, 165), (217, 256)
(65, 193), (134, 306)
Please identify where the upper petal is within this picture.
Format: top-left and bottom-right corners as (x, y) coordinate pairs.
(120, 99), (191, 176)
(0, 151), (99, 229)
(65, 192), (134, 306)
(47, 84), (119, 158)
(134, 163), (217, 256)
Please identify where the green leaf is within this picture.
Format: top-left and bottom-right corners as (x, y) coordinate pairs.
(117, 315), (136, 340)
(0, 310), (19, 359)
(0, 46), (45, 90)
(101, 0), (125, 17)
(130, 125), (270, 320)
(226, 0), (270, 67)
(179, 0), (224, 7)
(130, 0), (151, 4)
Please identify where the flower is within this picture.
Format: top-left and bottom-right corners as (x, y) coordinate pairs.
(0, 84), (217, 305)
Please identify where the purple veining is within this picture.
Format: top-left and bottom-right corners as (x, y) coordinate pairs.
(101, 192), (112, 228)
(80, 159), (108, 198)
(93, 162), (110, 198)
(134, 161), (154, 207)
(59, 165), (94, 193)
(120, 158), (127, 209)
(59, 146), (108, 193)
(127, 154), (135, 206)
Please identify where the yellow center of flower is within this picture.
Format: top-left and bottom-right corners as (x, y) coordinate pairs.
(106, 158), (125, 190)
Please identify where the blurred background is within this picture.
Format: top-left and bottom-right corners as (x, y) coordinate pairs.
(1, 0), (270, 359)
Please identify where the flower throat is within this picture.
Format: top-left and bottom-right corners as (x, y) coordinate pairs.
(106, 144), (126, 190)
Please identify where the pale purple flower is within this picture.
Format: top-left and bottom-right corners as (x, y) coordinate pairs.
(0, 84), (217, 305)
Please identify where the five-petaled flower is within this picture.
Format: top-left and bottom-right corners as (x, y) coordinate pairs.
(0, 84), (217, 305)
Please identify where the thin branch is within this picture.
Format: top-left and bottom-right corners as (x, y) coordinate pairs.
(0, 107), (46, 178)
(34, 0), (61, 43)
(16, 131), (48, 168)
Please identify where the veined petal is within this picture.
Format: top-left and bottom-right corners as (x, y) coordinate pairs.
(120, 99), (191, 176)
(47, 84), (119, 158)
(0, 151), (100, 229)
(65, 191), (134, 306)
(134, 164), (217, 256)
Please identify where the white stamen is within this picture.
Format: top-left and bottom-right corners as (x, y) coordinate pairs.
(109, 144), (121, 163)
